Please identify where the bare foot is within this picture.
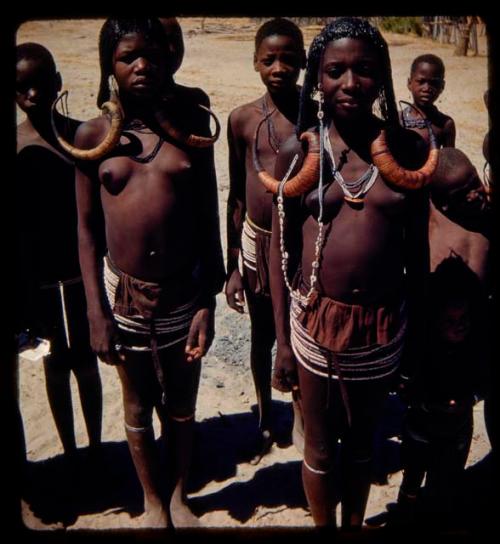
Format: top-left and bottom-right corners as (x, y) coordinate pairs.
(250, 429), (274, 465)
(140, 503), (169, 528)
(169, 500), (201, 528)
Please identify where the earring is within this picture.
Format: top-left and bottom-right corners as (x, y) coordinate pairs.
(317, 82), (324, 122)
(108, 74), (119, 99)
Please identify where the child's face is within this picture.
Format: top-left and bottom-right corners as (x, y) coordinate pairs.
(16, 57), (60, 114)
(435, 300), (472, 344)
(407, 62), (444, 108)
(320, 37), (382, 121)
(113, 32), (166, 100)
(254, 34), (305, 95)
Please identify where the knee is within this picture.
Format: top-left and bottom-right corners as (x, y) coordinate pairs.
(43, 359), (70, 384)
(124, 399), (154, 429)
(165, 402), (196, 422)
(72, 359), (100, 380)
(304, 437), (334, 474)
(342, 435), (374, 467)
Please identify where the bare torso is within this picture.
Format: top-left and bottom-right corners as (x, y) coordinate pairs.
(279, 124), (425, 306)
(98, 128), (201, 281)
(401, 105), (455, 148)
(429, 200), (489, 282)
(232, 95), (300, 229)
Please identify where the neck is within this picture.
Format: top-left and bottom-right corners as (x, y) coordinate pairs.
(329, 114), (380, 146)
(266, 88), (300, 122)
(121, 95), (158, 126)
(415, 102), (436, 114)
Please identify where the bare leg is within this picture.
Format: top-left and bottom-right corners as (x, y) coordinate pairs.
(292, 393), (305, 454)
(244, 270), (276, 464)
(298, 364), (337, 528)
(73, 354), (102, 449)
(165, 415), (200, 527)
(43, 355), (76, 455)
(116, 351), (168, 528)
(340, 455), (372, 530)
(162, 341), (201, 528)
(302, 461), (336, 527)
(340, 380), (391, 531)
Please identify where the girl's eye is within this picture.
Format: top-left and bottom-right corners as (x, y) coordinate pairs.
(326, 66), (342, 78)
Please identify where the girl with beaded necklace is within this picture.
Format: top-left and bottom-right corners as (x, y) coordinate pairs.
(265, 17), (434, 531)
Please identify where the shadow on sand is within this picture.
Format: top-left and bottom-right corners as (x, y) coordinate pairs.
(20, 400), (298, 527)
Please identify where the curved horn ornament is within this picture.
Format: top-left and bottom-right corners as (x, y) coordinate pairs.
(155, 104), (221, 148)
(371, 102), (439, 190)
(253, 112), (321, 197)
(51, 90), (123, 161)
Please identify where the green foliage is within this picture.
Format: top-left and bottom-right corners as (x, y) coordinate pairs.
(377, 17), (423, 36)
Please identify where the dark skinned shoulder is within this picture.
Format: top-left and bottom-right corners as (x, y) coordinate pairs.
(387, 124), (430, 170)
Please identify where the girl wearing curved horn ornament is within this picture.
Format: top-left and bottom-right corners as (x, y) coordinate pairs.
(73, 18), (225, 529)
(267, 17), (434, 532)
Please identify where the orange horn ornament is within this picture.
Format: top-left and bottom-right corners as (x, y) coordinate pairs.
(155, 104), (221, 148)
(253, 113), (320, 197)
(51, 90), (123, 161)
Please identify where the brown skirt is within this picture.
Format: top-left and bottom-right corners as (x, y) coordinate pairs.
(297, 289), (403, 353)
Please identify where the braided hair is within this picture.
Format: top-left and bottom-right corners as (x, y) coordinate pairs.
(96, 17), (167, 108)
(297, 17), (399, 134)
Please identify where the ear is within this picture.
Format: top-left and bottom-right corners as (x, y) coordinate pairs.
(55, 71), (62, 93)
(253, 52), (259, 72)
(406, 77), (412, 91)
(441, 79), (446, 92)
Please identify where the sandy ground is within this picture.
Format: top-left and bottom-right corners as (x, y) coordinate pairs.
(15, 17), (492, 534)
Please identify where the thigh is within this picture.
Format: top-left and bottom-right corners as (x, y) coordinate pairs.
(244, 276), (276, 346)
(298, 364), (342, 466)
(116, 350), (162, 414)
(343, 379), (392, 461)
(160, 340), (201, 418)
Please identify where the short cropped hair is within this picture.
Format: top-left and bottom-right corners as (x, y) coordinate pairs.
(410, 54), (445, 78)
(16, 42), (57, 75)
(255, 17), (304, 51)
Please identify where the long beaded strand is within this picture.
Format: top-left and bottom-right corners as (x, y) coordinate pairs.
(277, 85), (326, 307)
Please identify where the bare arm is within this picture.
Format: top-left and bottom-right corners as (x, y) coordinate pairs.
(269, 134), (304, 392)
(442, 118), (456, 148)
(186, 92), (226, 361)
(225, 110), (247, 312)
(75, 121), (123, 365)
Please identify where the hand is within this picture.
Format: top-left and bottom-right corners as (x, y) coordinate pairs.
(185, 307), (214, 362)
(225, 268), (245, 313)
(272, 344), (299, 393)
(88, 312), (125, 365)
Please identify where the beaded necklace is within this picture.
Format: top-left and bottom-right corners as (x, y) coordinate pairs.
(401, 105), (428, 129)
(324, 128), (378, 204)
(277, 93), (327, 307)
